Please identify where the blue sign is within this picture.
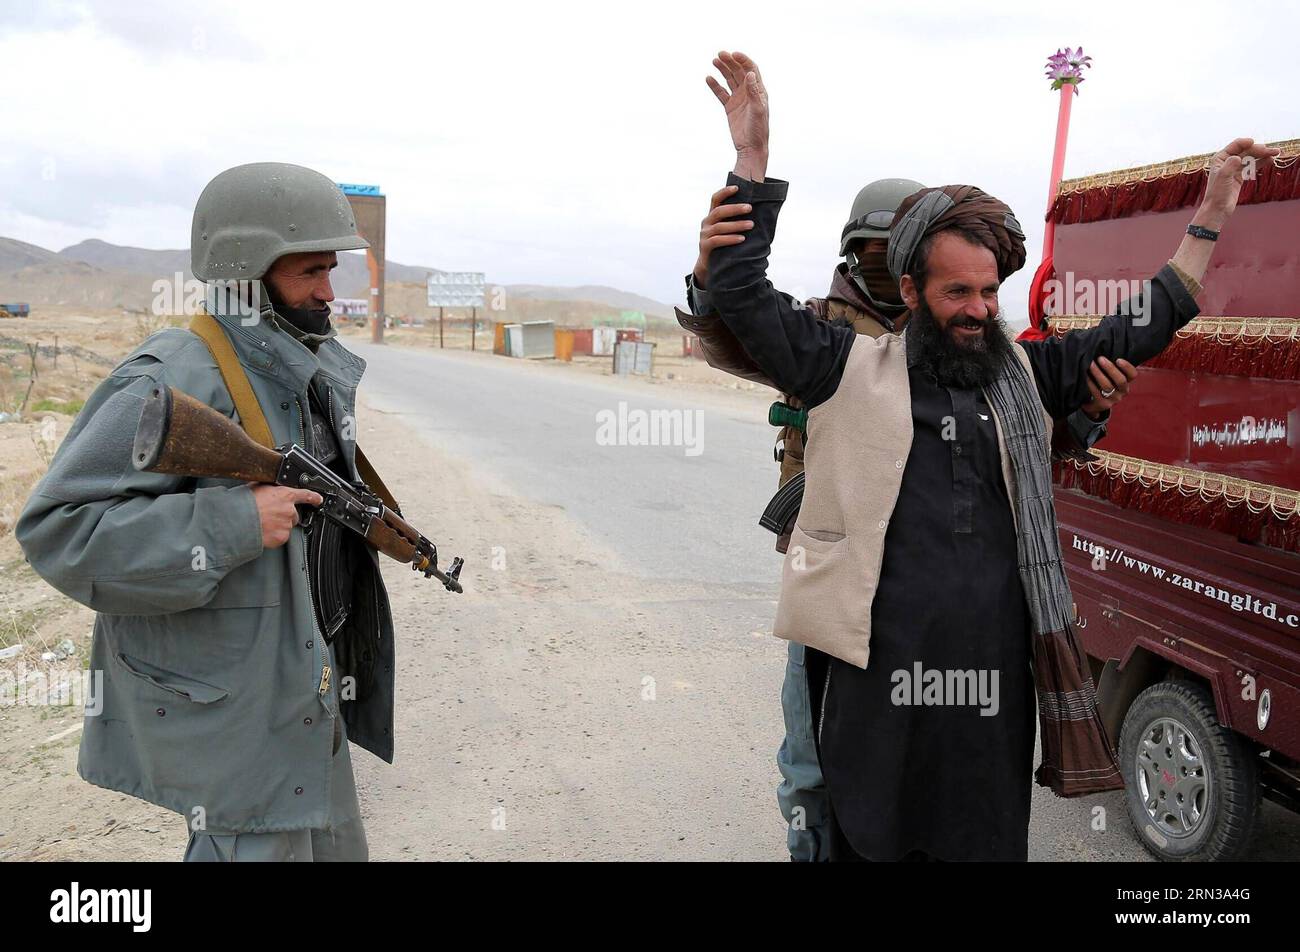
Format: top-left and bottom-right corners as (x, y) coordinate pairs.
(338, 183), (382, 196)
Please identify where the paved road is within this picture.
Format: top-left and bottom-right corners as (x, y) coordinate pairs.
(354, 343), (782, 587)
(351, 342), (1300, 862)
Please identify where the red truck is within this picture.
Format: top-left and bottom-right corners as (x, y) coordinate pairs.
(1041, 139), (1300, 860)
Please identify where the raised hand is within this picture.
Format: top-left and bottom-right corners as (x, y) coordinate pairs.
(706, 51), (769, 181)
(694, 184), (754, 286)
(1196, 138), (1282, 229)
(1174, 138), (1282, 286)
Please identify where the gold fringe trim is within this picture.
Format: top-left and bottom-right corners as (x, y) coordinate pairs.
(1064, 450), (1299, 519)
(1048, 315), (1300, 342)
(1057, 139), (1300, 195)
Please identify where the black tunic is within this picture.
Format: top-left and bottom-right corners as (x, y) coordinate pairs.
(817, 349), (1035, 861)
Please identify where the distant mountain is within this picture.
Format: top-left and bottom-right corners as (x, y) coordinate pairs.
(503, 284), (673, 319)
(59, 239), (192, 278)
(1, 237), (676, 317)
(329, 251), (432, 298)
(54, 243), (677, 314)
(338, 269), (674, 318)
(0, 237), (64, 273)
(52, 242), (425, 295)
(0, 248), (157, 310)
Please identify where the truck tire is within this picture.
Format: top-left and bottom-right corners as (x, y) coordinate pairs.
(1119, 680), (1259, 861)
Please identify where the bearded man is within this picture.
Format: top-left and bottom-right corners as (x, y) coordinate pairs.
(698, 50), (1277, 861)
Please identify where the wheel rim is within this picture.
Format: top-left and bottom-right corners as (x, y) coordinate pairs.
(1135, 715), (1210, 839)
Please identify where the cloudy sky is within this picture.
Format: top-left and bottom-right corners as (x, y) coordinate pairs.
(0, 0), (1292, 317)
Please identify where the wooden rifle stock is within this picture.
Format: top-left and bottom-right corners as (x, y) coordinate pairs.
(133, 384), (282, 483)
(133, 384), (464, 591)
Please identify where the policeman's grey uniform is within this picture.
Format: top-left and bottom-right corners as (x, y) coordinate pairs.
(17, 164), (396, 862)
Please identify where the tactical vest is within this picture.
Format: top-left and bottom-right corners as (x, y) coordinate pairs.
(775, 332), (1053, 667)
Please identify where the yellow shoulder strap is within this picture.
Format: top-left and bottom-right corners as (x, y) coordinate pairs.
(189, 311), (275, 448)
(355, 447), (401, 514)
(188, 312), (402, 513)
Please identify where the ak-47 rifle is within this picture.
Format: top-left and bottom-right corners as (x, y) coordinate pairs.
(760, 470), (805, 536)
(759, 400), (807, 538)
(132, 384), (464, 592)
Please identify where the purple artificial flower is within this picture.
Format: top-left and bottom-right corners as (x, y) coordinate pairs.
(1045, 46), (1092, 93)
(1065, 47), (1093, 69)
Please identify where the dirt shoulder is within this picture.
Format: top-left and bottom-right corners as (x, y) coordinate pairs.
(0, 313), (788, 861)
(1, 384), (788, 861)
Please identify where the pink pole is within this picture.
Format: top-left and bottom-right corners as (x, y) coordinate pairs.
(1041, 84), (1074, 262)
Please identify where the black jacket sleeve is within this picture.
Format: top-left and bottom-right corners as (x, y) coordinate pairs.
(1021, 264), (1201, 419)
(708, 174), (855, 408)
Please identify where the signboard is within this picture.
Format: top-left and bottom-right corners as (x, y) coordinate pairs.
(427, 270), (486, 308)
(338, 183), (383, 196)
(330, 298), (369, 318)
(1100, 368), (1299, 492)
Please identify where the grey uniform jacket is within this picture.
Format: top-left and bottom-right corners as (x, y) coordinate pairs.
(15, 310), (396, 833)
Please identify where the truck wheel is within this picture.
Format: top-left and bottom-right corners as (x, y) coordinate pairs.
(1119, 681), (1259, 861)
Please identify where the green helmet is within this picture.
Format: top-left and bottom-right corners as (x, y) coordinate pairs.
(840, 177), (924, 314)
(839, 177), (926, 255)
(191, 162), (368, 282)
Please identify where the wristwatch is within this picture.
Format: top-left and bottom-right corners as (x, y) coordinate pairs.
(1186, 224), (1220, 241)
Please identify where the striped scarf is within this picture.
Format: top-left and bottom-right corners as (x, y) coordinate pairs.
(984, 350), (1125, 797)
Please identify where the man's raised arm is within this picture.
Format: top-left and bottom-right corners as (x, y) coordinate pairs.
(1022, 137), (1281, 418)
(699, 51), (854, 408)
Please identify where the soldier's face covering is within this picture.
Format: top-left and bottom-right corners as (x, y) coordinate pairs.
(855, 238), (902, 306)
(263, 251), (338, 335)
(266, 293), (333, 336)
(909, 294), (1012, 390)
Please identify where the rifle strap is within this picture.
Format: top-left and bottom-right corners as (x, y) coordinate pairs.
(188, 311), (402, 513)
(354, 447), (401, 515)
(189, 311), (276, 449)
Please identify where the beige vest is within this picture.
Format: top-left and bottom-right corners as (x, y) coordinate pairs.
(774, 332), (1052, 668)
(776, 298), (891, 487)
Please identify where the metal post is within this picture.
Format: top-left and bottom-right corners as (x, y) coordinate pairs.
(471, 307), (477, 351)
(368, 249), (383, 344)
(1042, 83), (1075, 263)
(439, 307), (444, 348)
